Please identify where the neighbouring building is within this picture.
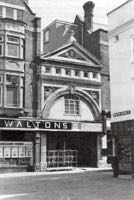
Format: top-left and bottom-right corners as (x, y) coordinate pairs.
(0, 0), (41, 173)
(108, 0), (134, 176)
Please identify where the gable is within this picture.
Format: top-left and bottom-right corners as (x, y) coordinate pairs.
(42, 42), (101, 67)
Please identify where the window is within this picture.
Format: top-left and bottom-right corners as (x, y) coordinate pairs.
(45, 67), (51, 74)
(20, 38), (25, 59)
(7, 44), (19, 57)
(84, 71), (88, 78)
(75, 70), (79, 77)
(93, 72), (98, 80)
(65, 69), (71, 76)
(17, 9), (23, 21)
(0, 6), (2, 18)
(6, 86), (18, 107)
(6, 7), (14, 19)
(44, 30), (49, 43)
(0, 44), (3, 56)
(56, 68), (61, 75)
(8, 36), (19, 43)
(0, 36), (3, 41)
(64, 94), (80, 115)
(7, 36), (20, 58)
(6, 75), (20, 107)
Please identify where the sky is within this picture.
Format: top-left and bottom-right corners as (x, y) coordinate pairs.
(29, 0), (126, 29)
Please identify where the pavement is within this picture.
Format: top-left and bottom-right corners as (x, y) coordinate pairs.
(0, 167), (112, 178)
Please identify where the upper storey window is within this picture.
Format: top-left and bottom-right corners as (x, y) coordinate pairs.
(17, 9), (23, 21)
(44, 30), (49, 43)
(0, 5), (24, 21)
(7, 36), (20, 58)
(6, 7), (14, 19)
(0, 6), (2, 18)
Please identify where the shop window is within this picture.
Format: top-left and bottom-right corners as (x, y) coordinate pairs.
(6, 7), (14, 19)
(64, 94), (80, 115)
(44, 30), (49, 43)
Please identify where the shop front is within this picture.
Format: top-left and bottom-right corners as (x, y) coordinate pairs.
(0, 118), (103, 172)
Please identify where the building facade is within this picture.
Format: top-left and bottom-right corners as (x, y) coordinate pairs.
(39, 39), (106, 168)
(0, 0), (41, 173)
(41, 1), (111, 169)
(108, 0), (134, 176)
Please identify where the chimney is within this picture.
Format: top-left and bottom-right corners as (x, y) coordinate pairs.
(83, 1), (95, 33)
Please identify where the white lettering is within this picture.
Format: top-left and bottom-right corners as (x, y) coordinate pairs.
(54, 122), (61, 129)
(34, 121), (41, 128)
(44, 122), (51, 129)
(4, 120), (13, 127)
(63, 123), (68, 129)
(27, 121), (31, 128)
(16, 121), (23, 128)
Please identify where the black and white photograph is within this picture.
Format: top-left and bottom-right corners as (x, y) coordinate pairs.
(0, 0), (134, 199)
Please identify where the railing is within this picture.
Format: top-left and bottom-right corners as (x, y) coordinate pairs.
(47, 150), (77, 169)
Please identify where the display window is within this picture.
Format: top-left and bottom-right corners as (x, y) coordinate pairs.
(0, 142), (33, 167)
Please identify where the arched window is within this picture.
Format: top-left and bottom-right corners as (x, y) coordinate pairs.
(64, 94), (80, 115)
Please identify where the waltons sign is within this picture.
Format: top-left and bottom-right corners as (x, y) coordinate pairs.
(0, 119), (72, 130)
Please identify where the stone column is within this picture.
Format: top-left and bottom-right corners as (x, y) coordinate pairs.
(33, 132), (41, 171)
(40, 133), (47, 171)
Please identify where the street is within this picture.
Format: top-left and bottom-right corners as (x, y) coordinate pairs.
(0, 170), (134, 200)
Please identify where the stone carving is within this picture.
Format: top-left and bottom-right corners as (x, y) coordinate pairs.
(86, 90), (99, 105)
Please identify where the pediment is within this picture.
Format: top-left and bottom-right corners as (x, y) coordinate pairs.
(41, 42), (102, 67)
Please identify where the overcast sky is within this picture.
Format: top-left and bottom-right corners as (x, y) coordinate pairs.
(29, 0), (126, 29)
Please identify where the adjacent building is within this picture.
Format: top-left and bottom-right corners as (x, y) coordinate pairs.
(108, 0), (134, 176)
(0, 0), (41, 173)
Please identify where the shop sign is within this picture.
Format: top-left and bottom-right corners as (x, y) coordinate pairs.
(113, 110), (131, 117)
(0, 119), (72, 130)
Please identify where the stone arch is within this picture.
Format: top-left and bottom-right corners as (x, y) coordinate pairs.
(41, 87), (100, 120)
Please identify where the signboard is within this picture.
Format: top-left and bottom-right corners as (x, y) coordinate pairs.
(0, 119), (72, 130)
(113, 110), (131, 117)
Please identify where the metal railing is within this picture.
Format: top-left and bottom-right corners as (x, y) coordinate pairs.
(47, 150), (77, 169)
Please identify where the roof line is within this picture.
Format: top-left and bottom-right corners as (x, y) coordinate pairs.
(107, 0), (132, 15)
(43, 19), (78, 32)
